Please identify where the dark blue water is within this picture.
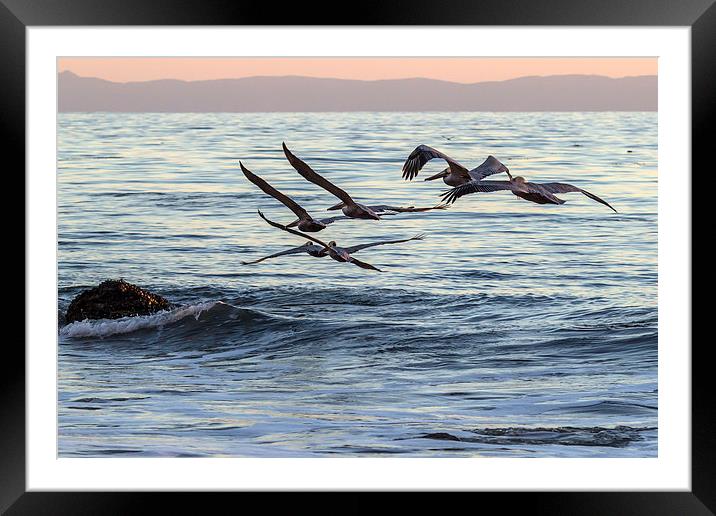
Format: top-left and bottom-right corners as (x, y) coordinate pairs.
(58, 112), (657, 457)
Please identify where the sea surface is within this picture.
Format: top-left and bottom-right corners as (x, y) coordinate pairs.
(58, 112), (657, 457)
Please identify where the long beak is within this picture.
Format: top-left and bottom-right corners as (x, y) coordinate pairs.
(424, 168), (450, 181)
(327, 202), (345, 211)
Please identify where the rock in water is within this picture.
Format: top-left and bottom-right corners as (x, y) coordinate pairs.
(65, 279), (172, 323)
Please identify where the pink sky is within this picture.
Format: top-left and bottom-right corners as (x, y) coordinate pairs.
(58, 57), (657, 83)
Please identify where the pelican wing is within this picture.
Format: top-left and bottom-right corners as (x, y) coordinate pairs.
(402, 145), (471, 181)
(282, 142), (355, 205)
(315, 215), (348, 225)
(470, 155), (510, 180)
(343, 234), (425, 254)
(257, 210), (331, 249)
(348, 256), (382, 272)
(303, 212), (400, 228)
(539, 183), (617, 212)
(441, 180), (517, 204)
(241, 245), (310, 265)
(367, 204), (449, 213)
(240, 162), (311, 220)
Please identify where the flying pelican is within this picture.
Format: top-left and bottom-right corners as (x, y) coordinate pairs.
(440, 176), (617, 212)
(282, 142), (388, 221)
(240, 161), (329, 232)
(256, 210), (383, 271)
(241, 234), (425, 265)
(282, 142), (448, 220)
(402, 144), (512, 186)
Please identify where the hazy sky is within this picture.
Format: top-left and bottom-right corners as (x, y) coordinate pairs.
(58, 57), (657, 83)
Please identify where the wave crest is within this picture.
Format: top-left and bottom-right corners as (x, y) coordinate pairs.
(59, 301), (219, 339)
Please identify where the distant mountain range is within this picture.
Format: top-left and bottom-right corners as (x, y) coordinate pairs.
(58, 71), (657, 112)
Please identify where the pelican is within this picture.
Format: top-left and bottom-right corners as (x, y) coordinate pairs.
(440, 176), (617, 212)
(282, 142), (448, 220)
(402, 144), (512, 186)
(241, 234), (425, 265)
(282, 142), (384, 220)
(240, 161), (329, 232)
(256, 210), (383, 271)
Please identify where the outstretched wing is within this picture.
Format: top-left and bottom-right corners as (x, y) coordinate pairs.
(540, 183), (617, 213)
(348, 256), (382, 272)
(282, 142), (355, 205)
(257, 210), (331, 249)
(441, 180), (517, 204)
(307, 212), (401, 227)
(471, 155), (510, 180)
(367, 204), (449, 213)
(401, 145), (471, 181)
(343, 234), (425, 254)
(239, 161), (311, 220)
(241, 245), (309, 265)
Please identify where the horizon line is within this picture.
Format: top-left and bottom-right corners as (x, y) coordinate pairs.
(59, 70), (658, 86)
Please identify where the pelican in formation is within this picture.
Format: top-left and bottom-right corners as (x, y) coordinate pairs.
(254, 210), (384, 271)
(441, 176), (617, 212)
(242, 233), (425, 265)
(402, 144), (512, 186)
(282, 142), (446, 221)
(282, 142), (379, 220)
(240, 162), (328, 232)
(402, 144), (616, 212)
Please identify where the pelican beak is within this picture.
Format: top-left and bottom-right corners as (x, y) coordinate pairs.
(424, 168), (450, 181)
(327, 202), (346, 211)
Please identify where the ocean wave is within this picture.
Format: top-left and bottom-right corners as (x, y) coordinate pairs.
(419, 425), (655, 448)
(57, 284), (657, 359)
(540, 400), (657, 416)
(59, 301), (220, 339)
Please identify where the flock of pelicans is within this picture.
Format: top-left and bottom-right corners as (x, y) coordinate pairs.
(240, 143), (617, 272)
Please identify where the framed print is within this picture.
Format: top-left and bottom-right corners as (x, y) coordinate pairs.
(6, 0), (712, 512)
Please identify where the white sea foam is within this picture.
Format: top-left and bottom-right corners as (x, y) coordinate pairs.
(59, 301), (219, 339)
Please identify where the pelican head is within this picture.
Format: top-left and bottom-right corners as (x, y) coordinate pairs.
(512, 176), (526, 184)
(328, 241), (337, 247)
(424, 167), (450, 181)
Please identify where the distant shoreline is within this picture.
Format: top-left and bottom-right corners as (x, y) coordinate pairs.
(58, 72), (657, 113)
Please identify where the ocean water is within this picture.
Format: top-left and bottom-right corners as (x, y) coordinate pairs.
(58, 112), (657, 457)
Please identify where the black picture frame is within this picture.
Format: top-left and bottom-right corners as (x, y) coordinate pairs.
(6, 0), (712, 513)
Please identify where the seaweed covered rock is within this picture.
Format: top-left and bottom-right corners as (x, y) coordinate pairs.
(65, 279), (172, 323)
